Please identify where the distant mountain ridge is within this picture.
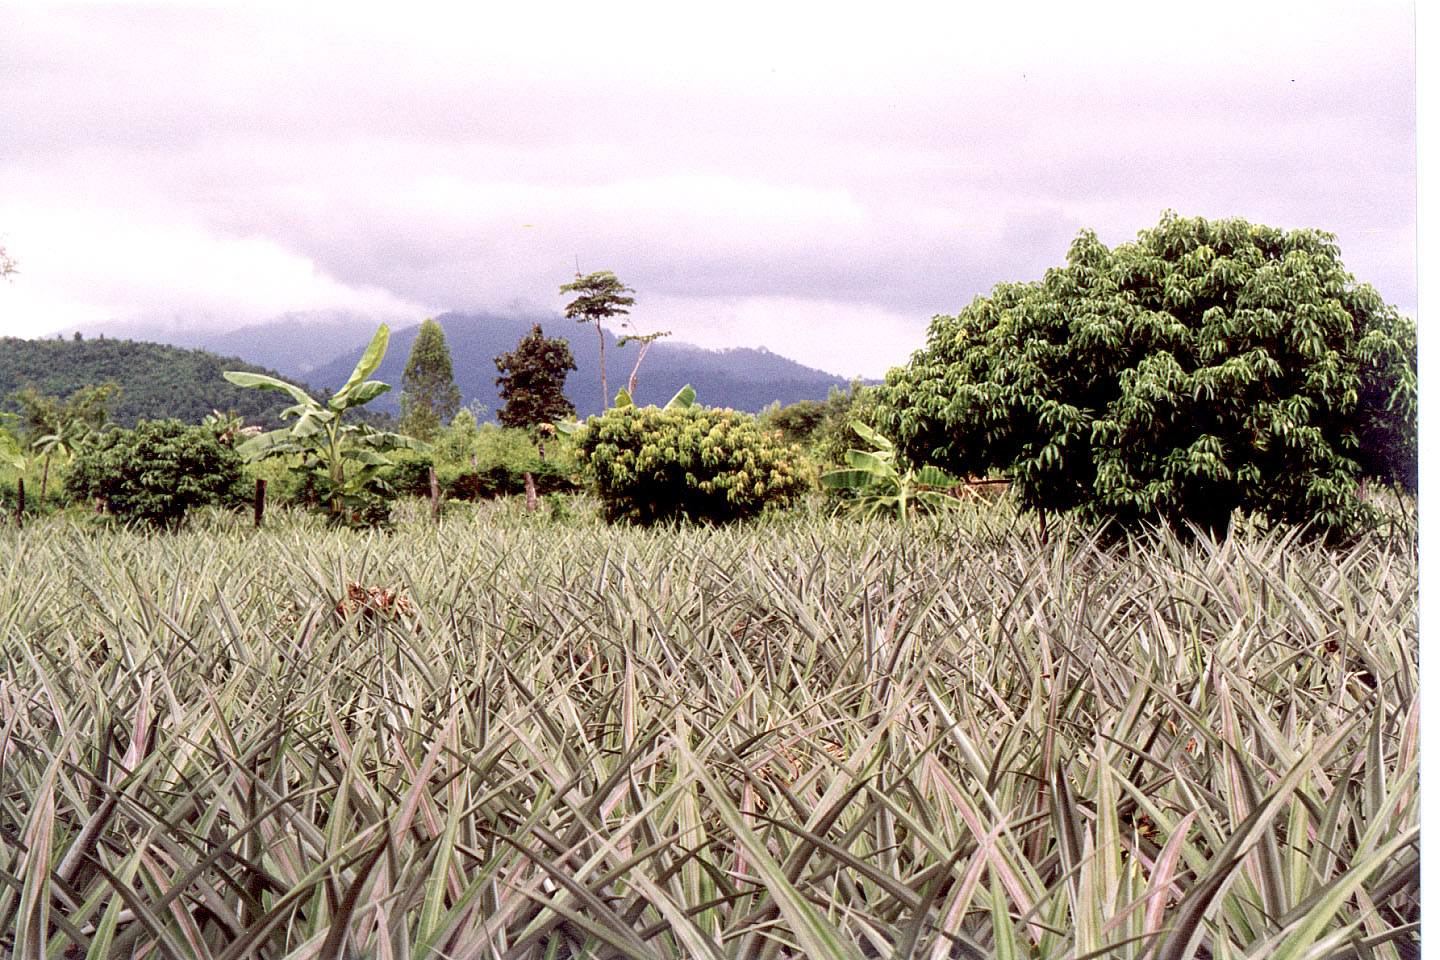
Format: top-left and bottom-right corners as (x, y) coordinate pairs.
(65, 311), (867, 419)
(63, 312), (391, 376)
(304, 311), (864, 418)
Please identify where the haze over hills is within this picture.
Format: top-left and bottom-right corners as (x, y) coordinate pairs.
(57, 311), (870, 419)
(61, 312), (392, 378)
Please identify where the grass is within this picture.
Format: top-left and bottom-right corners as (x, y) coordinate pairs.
(0, 498), (1418, 959)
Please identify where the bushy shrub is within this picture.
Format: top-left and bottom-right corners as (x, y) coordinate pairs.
(440, 461), (577, 501)
(758, 399), (829, 445)
(66, 419), (244, 528)
(388, 422), (581, 503)
(387, 454), (437, 498)
(876, 213), (1417, 538)
(574, 405), (810, 524)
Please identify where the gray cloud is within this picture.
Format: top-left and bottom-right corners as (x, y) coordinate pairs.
(0, 3), (1416, 376)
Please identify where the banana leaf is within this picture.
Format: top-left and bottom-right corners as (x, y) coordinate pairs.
(330, 325), (390, 408)
(223, 372), (316, 408)
(330, 380), (391, 411)
(820, 469), (877, 490)
(235, 428), (304, 461)
(665, 384), (696, 410)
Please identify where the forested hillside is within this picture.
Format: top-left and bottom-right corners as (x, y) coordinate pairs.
(0, 336), (311, 428)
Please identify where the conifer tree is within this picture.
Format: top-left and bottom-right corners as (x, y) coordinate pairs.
(494, 325), (577, 428)
(399, 318), (462, 439)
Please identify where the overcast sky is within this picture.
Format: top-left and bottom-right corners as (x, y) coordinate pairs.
(0, 3), (1416, 378)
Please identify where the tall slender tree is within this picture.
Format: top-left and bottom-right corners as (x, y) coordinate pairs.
(399, 318), (462, 439)
(494, 325), (577, 428)
(560, 270), (634, 405)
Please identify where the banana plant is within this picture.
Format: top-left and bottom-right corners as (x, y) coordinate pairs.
(820, 420), (964, 521)
(225, 325), (429, 520)
(612, 383), (694, 411)
(0, 414), (28, 472)
(554, 383), (695, 436)
(32, 418), (96, 500)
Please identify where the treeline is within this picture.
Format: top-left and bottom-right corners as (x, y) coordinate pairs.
(0, 336), (312, 429)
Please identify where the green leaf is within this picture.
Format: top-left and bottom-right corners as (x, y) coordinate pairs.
(665, 384), (696, 409)
(235, 428), (302, 461)
(331, 324), (390, 406)
(845, 450), (895, 476)
(850, 419), (891, 452)
(820, 469), (876, 490)
(330, 380), (391, 411)
(223, 370), (316, 408)
(915, 464), (961, 487)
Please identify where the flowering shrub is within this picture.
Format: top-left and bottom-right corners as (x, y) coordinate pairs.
(574, 405), (811, 523)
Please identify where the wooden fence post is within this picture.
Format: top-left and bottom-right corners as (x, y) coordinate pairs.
(253, 478), (266, 527)
(524, 471), (537, 512)
(429, 466), (441, 523)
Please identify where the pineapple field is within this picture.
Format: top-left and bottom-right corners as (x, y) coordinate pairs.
(0, 498), (1418, 959)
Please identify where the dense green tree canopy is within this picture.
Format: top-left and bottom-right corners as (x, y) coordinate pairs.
(66, 419), (243, 528)
(494, 324), (577, 428)
(876, 212), (1416, 537)
(0, 337), (305, 428)
(399, 318), (462, 439)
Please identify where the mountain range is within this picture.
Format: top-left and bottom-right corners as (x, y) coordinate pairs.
(57, 311), (868, 419)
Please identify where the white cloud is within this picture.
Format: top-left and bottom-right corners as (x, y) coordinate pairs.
(0, 192), (427, 338)
(639, 293), (928, 379)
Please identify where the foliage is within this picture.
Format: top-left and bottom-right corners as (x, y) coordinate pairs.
(387, 452), (576, 502)
(398, 317), (462, 439)
(0, 336), (307, 429)
(65, 418), (244, 527)
(616, 328), (671, 399)
(0, 242), (14, 280)
(877, 212), (1418, 538)
(225, 324), (429, 527)
(560, 269), (635, 404)
(820, 420), (964, 520)
(0, 414), (23, 470)
(809, 380), (881, 468)
(573, 401), (809, 524)
(0, 506), (1417, 958)
(494, 323), (577, 428)
(759, 397), (829, 445)
(8, 381), (117, 441)
(9, 382), (119, 500)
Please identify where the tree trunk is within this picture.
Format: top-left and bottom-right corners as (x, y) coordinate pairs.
(524, 471), (537, 512)
(429, 466), (441, 522)
(39, 453), (51, 501)
(627, 340), (655, 398)
(597, 322), (608, 405)
(14, 478), (22, 529)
